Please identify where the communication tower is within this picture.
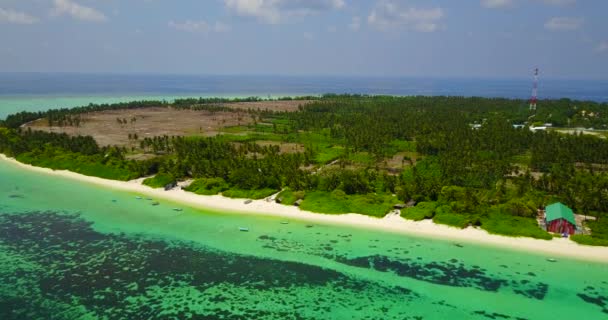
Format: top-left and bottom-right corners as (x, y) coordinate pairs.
(529, 68), (539, 111)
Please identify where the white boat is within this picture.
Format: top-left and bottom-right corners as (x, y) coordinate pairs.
(239, 227), (249, 232)
(135, 196), (142, 200)
(280, 221), (289, 224)
(547, 258), (557, 262)
(172, 208), (183, 212)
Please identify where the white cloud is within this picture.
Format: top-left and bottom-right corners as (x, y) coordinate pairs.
(537, 0), (576, 5)
(349, 16), (360, 31)
(169, 20), (230, 33)
(0, 8), (39, 24)
(51, 0), (106, 22)
(480, 0), (513, 8)
(544, 17), (583, 31)
(596, 41), (608, 53)
(368, 1), (444, 32)
(223, 0), (345, 24)
(303, 32), (313, 40)
(481, 0), (575, 9)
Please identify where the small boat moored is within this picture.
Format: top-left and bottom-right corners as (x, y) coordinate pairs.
(135, 196), (143, 200)
(280, 221), (289, 225)
(172, 208), (183, 212)
(151, 202), (160, 206)
(239, 227), (249, 232)
(547, 258), (557, 262)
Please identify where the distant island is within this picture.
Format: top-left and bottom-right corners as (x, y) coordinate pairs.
(1, 94), (607, 249)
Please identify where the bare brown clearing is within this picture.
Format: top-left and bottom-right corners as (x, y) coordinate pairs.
(24, 100), (310, 147)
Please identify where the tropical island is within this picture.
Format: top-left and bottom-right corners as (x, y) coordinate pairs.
(1, 94), (608, 250)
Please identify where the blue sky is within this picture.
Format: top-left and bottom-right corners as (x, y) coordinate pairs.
(1, 0), (607, 78)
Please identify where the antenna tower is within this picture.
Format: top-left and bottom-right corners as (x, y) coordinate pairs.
(529, 68), (539, 111)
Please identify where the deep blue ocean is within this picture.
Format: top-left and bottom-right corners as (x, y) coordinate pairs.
(2, 73), (608, 101)
(1, 73), (606, 119)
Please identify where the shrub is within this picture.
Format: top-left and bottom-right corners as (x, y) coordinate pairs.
(184, 177), (229, 195)
(276, 188), (305, 205)
(143, 173), (175, 188)
(222, 188), (277, 200)
(432, 205), (470, 228)
(401, 202), (437, 221)
(481, 212), (551, 240)
(570, 235), (608, 247)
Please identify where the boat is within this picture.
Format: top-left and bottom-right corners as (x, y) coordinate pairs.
(280, 221), (289, 225)
(151, 202), (160, 206)
(111, 199), (117, 203)
(244, 199), (253, 204)
(146, 198), (153, 201)
(239, 227), (249, 232)
(135, 196), (142, 200)
(547, 258), (557, 262)
(172, 208), (183, 212)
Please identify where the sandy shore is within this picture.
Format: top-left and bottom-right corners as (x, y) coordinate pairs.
(2, 153), (608, 263)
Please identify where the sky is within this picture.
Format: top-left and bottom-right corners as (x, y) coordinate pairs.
(0, 0), (607, 79)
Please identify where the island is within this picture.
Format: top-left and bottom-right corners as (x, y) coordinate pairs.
(1, 94), (607, 255)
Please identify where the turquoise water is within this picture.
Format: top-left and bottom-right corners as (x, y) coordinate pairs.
(1, 159), (607, 319)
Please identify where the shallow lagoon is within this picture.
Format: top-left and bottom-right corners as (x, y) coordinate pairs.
(1, 159), (607, 319)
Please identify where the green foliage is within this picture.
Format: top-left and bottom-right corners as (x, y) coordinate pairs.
(222, 188), (277, 200)
(432, 205), (471, 228)
(480, 212), (552, 240)
(142, 173), (175, 189)
(299, 190), (397, 217)
(184, 178), (229, 195)
(570, 235), (608, 246)
(276, 188), (305, 205)
(501, 199), (537, 218)
(314, 146), (343, 164)
(401, 202), (437, 221)
(16, 151), (140, 181)
(571, 218), (608, 246)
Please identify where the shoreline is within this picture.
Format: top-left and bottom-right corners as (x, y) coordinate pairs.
(2, 153), (608, 263)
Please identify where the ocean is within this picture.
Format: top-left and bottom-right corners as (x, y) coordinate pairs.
(1, 156), (608, 319)
(1, 73), (607, 119)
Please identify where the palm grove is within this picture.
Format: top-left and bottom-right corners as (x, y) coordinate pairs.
(1, 95), (607, 245)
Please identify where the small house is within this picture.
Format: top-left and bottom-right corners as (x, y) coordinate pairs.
(545, 202), (576, 235)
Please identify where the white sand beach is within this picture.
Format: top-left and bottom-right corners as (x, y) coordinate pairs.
(2, 153), (608, 263)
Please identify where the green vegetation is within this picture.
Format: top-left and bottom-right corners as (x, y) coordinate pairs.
(299, 190), (397, 217)
(2, 95), (608, 244)
(142, 173), (176, 188)
(184, 178), (229, 195)
(222, 188), (277, 200)
(401, 202), (437, 221)
(571, 219), (608, 246)
(276, 188), (305, 205)
(432, 206), (471, 229)
(570, 235), (608, 246)
(481, 212), (551, 240)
